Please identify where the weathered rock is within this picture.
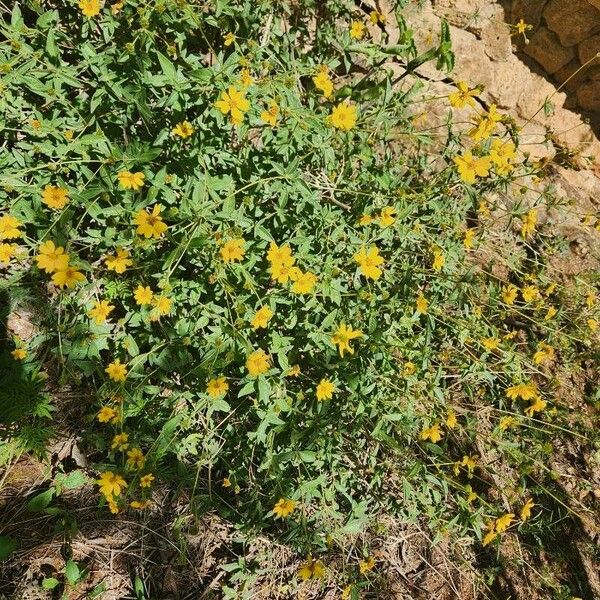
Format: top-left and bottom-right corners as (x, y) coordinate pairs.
(554, 59), (594, 91)
(482, 20), (513, 61)
(524, 27), (576, 74)
(578, 34), (600, 65)
(577, 79), (600, 111)
(511, 0), (548, 28)
(544, 0), (600, 46)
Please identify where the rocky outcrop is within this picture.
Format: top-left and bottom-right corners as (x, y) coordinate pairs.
(512, 0), (600, 112)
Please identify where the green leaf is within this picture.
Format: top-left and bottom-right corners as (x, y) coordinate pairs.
(26, 488), (55, 512)
(64, 560), (80, 586)
(0, 536), (17, 561)
(41, 577), (60, 590)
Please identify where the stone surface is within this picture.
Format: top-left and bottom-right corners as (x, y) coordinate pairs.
(578, 34), (600, 65)
(577, 79), (600, 111)
(511, 0), (548, 28)
(543, 0), (600, 47)
(524, 27), (576, 74)
(554, 60), (594, 91)
(404, 0), (600, 162)
(482, 20), (513, 61)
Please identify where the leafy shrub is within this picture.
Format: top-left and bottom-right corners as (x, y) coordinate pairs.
(1, 0), (598, 594)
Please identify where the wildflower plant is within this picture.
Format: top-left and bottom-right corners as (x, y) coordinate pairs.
(1, 0), (598, 595)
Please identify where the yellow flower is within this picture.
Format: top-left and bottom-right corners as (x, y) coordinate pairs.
(127, 448), (145, 470)
(586, 291), (596, 308)
(207, 376), (229, 398)
(273, 498), (297, 519)
(499, 415), (517, 431)
(416, 293), (428, 314)
(117, 171), (145, 190)
(316, 378), (335, 401)
(588, 318), (599, 332)
(172, 120), (195, 138)
(420, 423), (443, 443)
(468, 104), (502, 142)
(369, 10), (385, 24)
(512, 18), (532, 36)
(260, 102), (279, 127)
(432, 249), (445, 271)
(105, 247), (132, 273)
(533, 342), (554, 365)
(97, 406), (117, 423)
(298, 557), (325, 581)
(223, 32), (235, 46)
(378, 206), (396, 228)
(502, 284), (518, 305)
(342, 585), (353, 599)
(105, 359), (128, 382)
(222, 477), (232, 488)
(110, 1), (123, 15)
(544, 306), (557, 321)
(11, 348), (27, 360)
(36, 241), (69, 273)
(359, 556), (376, 574)
(495, 513), (515, 533)
(286, 364), (301, 377)
(403, 361), (416, 376)
(246, 349), (270, 377)
(0, 214), (22, 240)
(89, 300), (115, 324)
(454, 151), (491, 184)
(465, 485), (477, 503)
(240, 67), (254, 88)
(130, 500), (151, 510)
(52, 265), (86, 288)
(524, 396), (547, 417)
(448, 81), (480, 108)
(490, 139), (516, 176)
(97, 471), (126, 498)
(140, 473), (155, 488)
(349, 20), (366, 40)
(482, 337), (500, 351)
(215, 86), (250, 125)
(151, 295), (172, 319)
(251, 306), (273, 329)
(520, 498), (535, 522)
(267, 241), (294, 266)
(446, 410), (457, 429)
(463, 228), (476, 249)
(220, 238), (245, 263)
(521, 209), (537, 238)
(313, 67), (333, 98)
(358, 213), (374, 226)
(331, 323), (362, 357)
(482, 527), (498, 546)
(134, 285), (154, 306)
(521, 285), (541, 303)
(111, 432), (129, 451)
(134, 205), (168, 239)
(79, 0), (101, 17)
(330, 102), (358, 130)
(41, 185), (69, 210)
(354, 245), (384, 280)
(506, 382), (538, 401)
(291, 270), (318, 294)
(270, 262), (296, 284)
(458, 455), (477, 475)
(0, 243), (17, 265)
